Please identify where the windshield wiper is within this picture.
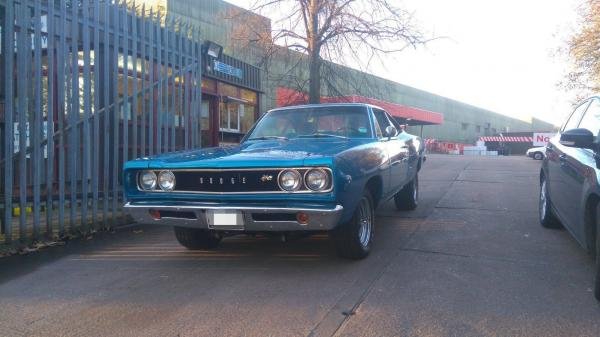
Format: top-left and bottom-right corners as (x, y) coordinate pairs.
(297, 133), (349, 139)
(247, 136), (289, 141)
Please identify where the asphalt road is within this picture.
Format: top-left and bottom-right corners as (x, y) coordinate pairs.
(1, 155), (600, 337)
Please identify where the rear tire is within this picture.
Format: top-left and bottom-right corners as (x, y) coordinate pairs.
(173, 226), (221, 250)
(539, 177), (561, 229)
(332, 190), (374, 259)
(534, 152), (543, 160)
(394, 175), (419, 211)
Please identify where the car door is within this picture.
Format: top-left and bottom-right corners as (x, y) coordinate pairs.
(547, 99), (590, 228)
(561, 98), (600, 241)
(372, 108), (408, 194)
(370, 109), (393, 197)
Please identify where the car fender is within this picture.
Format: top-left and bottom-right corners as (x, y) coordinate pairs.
(334, 145), (387, 223)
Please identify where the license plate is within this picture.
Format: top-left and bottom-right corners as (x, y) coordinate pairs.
(207, 210), (244, 228)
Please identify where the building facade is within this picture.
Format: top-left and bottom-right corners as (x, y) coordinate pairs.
(148, 0), (557, 145)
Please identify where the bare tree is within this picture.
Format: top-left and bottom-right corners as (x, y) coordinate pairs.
(227, 0), (428, 104)
(562, 0), (600, 98)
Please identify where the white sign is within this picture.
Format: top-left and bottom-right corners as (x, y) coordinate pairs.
(533, 132), (555, 147)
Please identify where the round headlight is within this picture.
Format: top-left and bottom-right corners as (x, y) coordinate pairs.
(139, 170), (157, 190)
(278, 169), (302, 191)
(305, 169), (329, 191)
(158, 170), (176, 191)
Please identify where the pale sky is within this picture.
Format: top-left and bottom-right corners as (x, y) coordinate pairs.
(226, 0), (583, 126)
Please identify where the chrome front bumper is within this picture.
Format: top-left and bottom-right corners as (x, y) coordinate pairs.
(123, 202), (344, 231)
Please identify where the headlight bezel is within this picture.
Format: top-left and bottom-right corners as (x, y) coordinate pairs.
(304, 168), (330, 191)
(138, 170), (158, 191)
(158, 170), (176, 191)
(278, 169), (303, 192)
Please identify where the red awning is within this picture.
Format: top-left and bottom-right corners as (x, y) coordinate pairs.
(276, 88), (444, 125)
(479, 136), (532, 142)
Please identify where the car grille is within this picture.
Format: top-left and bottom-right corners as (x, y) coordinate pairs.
(173, 170), (282, 193)
(172, 169), (293, 193)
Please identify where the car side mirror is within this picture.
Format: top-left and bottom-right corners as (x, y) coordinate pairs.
(560, 128), (595, 149)
(384, 126), (397, 139)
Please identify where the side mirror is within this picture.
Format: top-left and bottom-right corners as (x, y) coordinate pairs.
(560, 128), (595, 149)
(384, 126), (397, 139)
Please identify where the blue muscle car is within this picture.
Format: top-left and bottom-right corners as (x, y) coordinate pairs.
(123, 103), (424, 259)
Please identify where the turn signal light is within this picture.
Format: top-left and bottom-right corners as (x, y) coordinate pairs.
(149, 209), (161, 220)
(296, 212), (309, 224)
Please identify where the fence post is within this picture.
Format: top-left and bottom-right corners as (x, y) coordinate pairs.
(32, 0), (43, 239)
(17, 1), (30, 241)
(82, 0), (92, 230)
(46, 0), (56, 238)
(3, 0), (15, 242)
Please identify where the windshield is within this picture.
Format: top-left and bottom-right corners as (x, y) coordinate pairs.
(247, 106), (372, 140)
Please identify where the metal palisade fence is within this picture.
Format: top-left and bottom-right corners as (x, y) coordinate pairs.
(1, 0), (203, 244)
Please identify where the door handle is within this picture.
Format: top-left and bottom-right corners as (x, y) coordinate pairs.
(559, 154), (567, 166)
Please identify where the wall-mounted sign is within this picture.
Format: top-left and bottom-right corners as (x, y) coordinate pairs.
(533, 132), (556, 147)
(214, 61), (243, 79)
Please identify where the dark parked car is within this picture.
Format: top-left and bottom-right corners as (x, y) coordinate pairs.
(539, 96), (600, 300)
(124, 103), (425, 259)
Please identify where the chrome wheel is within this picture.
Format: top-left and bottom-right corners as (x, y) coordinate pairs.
(539, 180), (547, 220)
(413, 177), (419, 202)
(357, 197), (373, 247)
(333, 190), (375, 259)
(539, 177), (561, 229)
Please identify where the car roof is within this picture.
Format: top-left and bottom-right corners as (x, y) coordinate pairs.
(268, 103), (384, 113)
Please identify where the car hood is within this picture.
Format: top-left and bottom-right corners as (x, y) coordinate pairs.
(133, 138), (372, 169)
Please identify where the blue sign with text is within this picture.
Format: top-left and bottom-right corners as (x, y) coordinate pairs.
(214, 61), (243, 79)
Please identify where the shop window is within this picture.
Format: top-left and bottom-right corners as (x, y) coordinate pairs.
(241, 89), (257, 104)
(218, 82), (238, 98)
(220, 102), (240, 132)
(240, 103), (255, 133)
(220, 101), (256, 134)
(201, 101), (210, 131)
(202, 78), (216, 94)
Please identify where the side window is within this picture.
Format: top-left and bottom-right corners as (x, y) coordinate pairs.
(578, 99), (600, 139)
(562, 100), (590, 132)
(373, 116), (383, 138)
(385, 111), (402, 131)
(373, 109), (394, 138)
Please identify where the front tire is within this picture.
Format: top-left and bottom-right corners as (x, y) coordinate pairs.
(332, 190), (374, 259)
(539, 177), (561, 229)
(534, 152), (544, 160)
(394, 175), (419, 211)
(173, 226), (221, 250)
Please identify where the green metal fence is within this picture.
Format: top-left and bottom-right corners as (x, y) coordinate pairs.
(1, 0), (203, 244)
